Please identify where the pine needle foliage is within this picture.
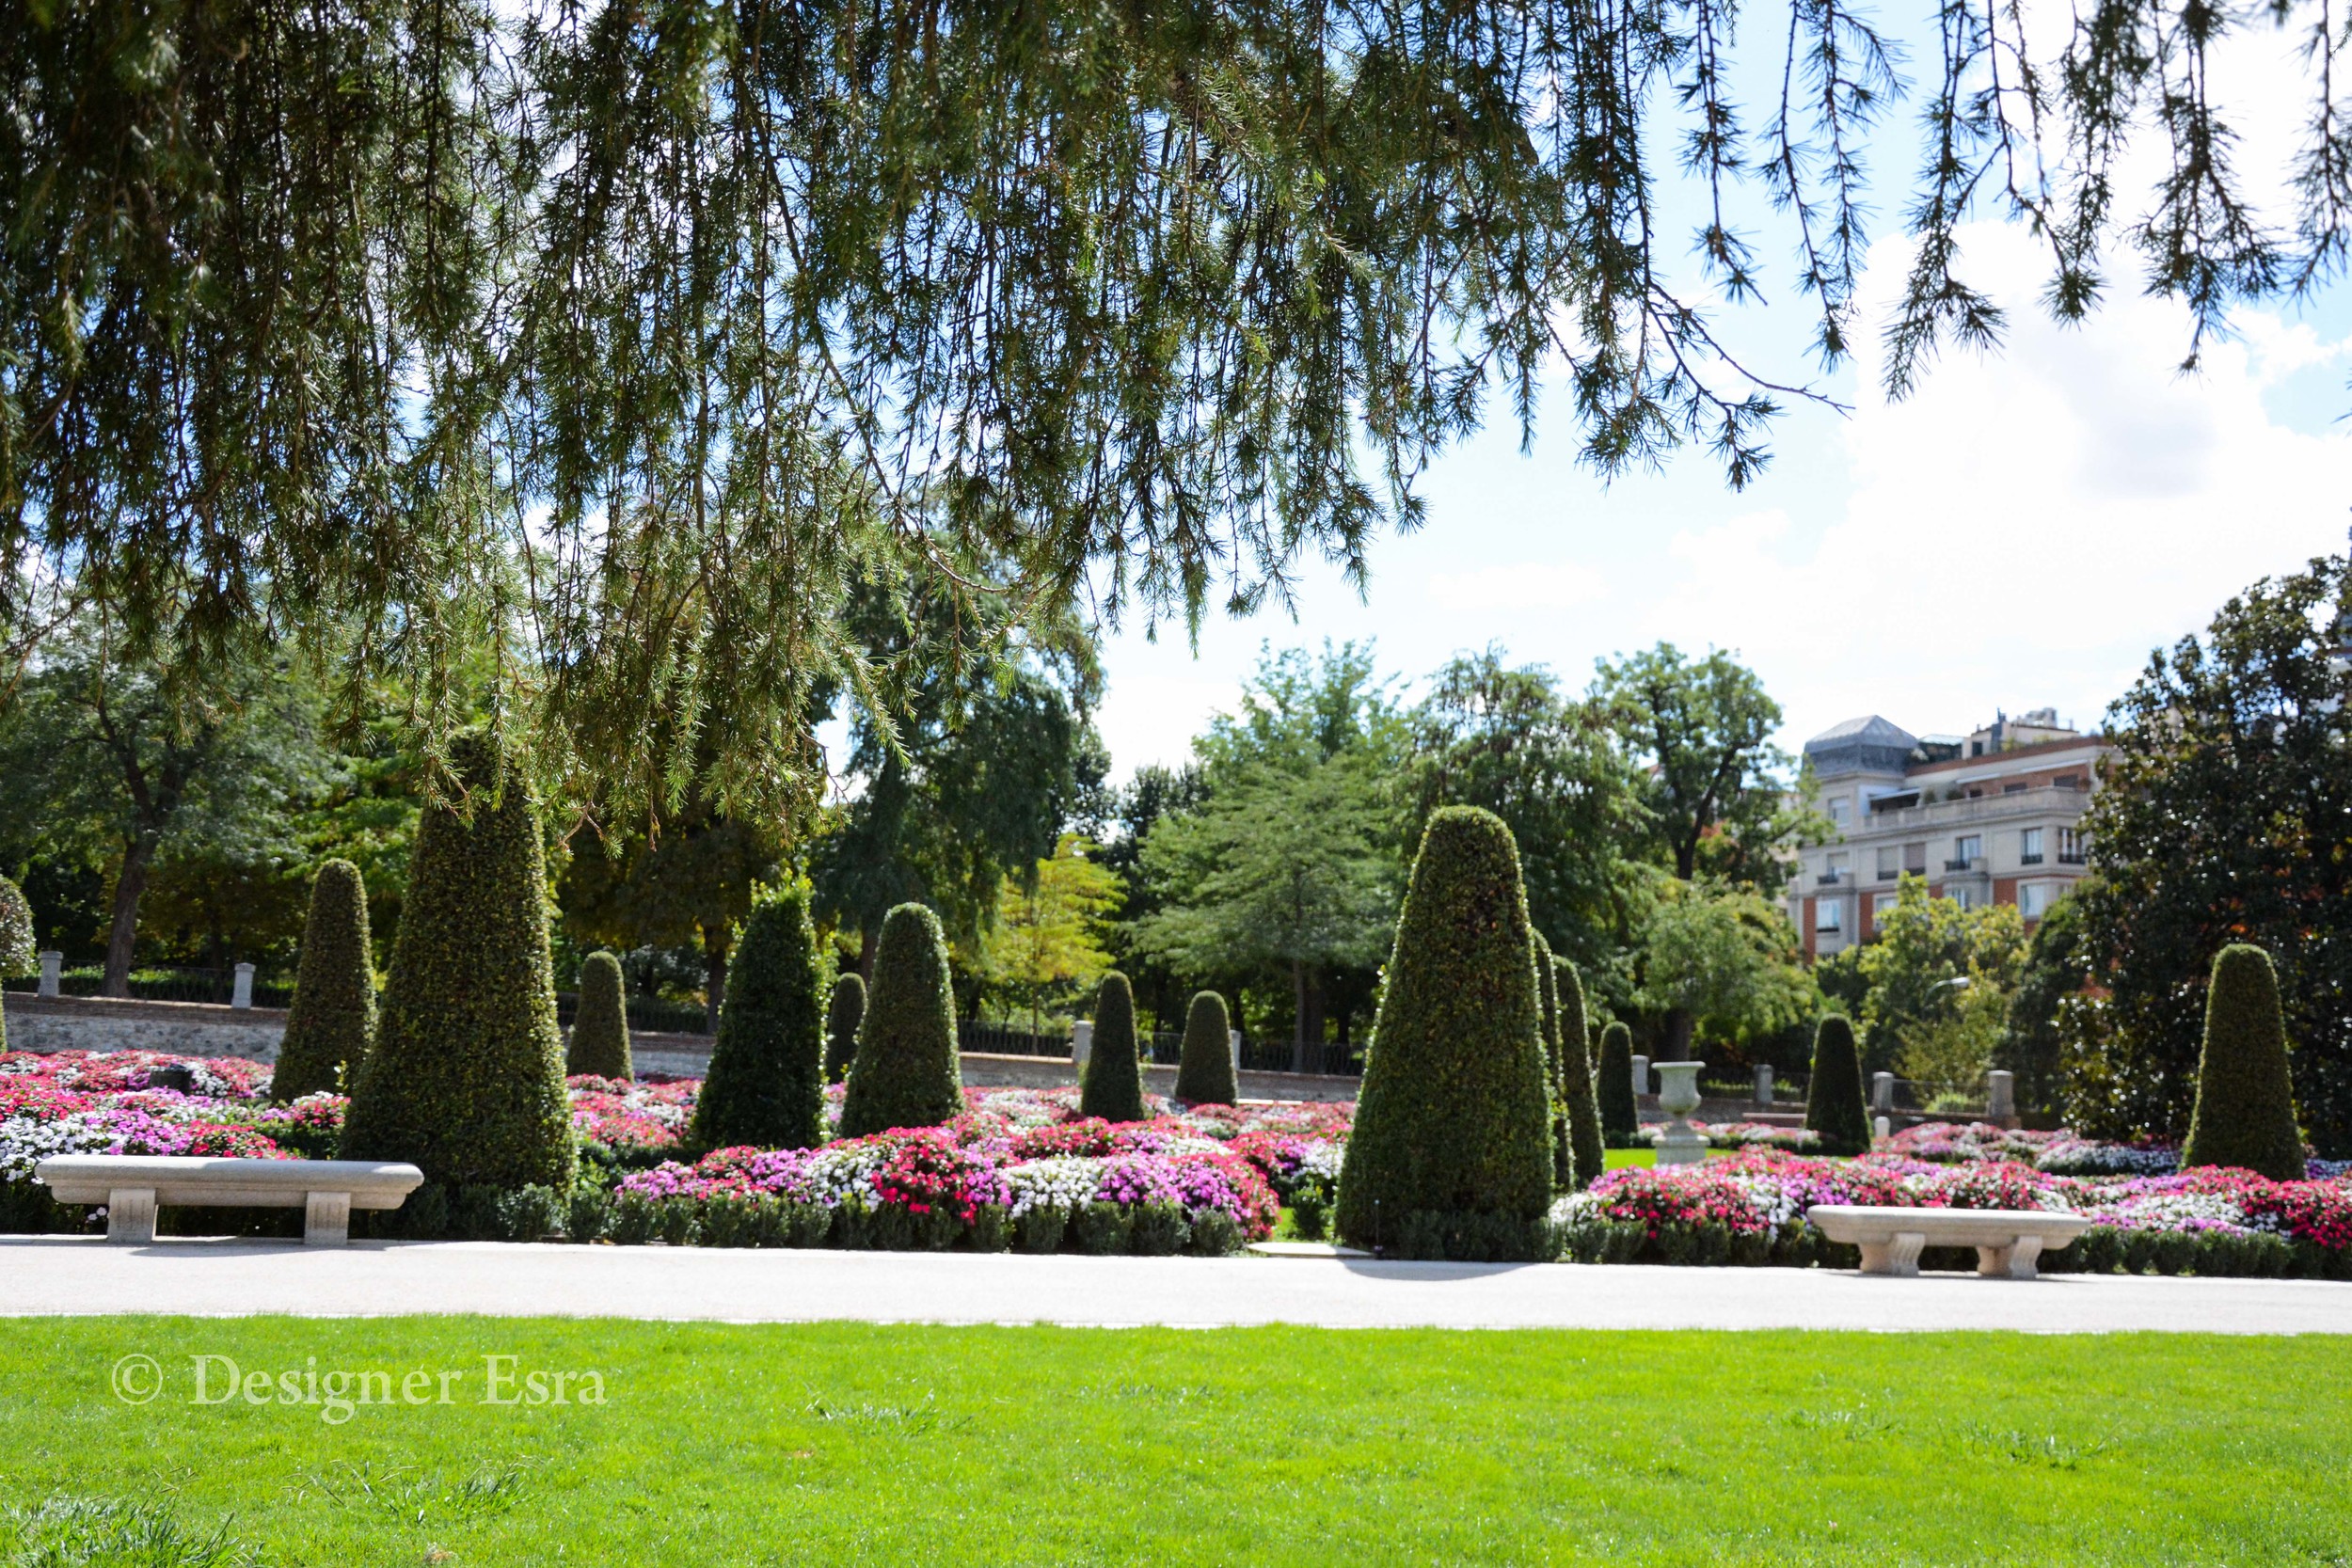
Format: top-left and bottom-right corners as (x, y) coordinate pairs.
(274, 860), (376, 1101)
(824, 973), (866, 1085)
(566, 950), (633, 1081)
(342, 734), (575, 1192)
(692, 889), (827, 1150)
(1336, 807), (1552, 1253)
(1080, 972), (1147, 1122)
(1555, 958), (1606, 1188)
(2181, 945), (2306, 1180)
(1173, 990), (1238, 1105)
(840, 904), (963, 1137)
(1804, 1014), (1871, 1158)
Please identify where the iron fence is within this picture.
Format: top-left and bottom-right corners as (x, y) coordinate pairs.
(554, 991), (714, 1037)
(957, 1020), (1073, 1059)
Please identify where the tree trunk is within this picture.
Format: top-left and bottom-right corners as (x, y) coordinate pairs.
(103, 834), (158, 998)
(1661, 1007), (1695, 1063)
(1290, 958), (1308, 1074)
(702, 921), (731, 1033)
(1302, 966), (1327, 1075)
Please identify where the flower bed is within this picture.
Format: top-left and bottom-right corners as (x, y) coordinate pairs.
(1556, 1148), (2352, 1277)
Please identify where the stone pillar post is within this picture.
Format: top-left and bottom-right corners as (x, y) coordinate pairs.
(231, 962), (256, 1009)
(38, 951), (61, 999)
(1071, 1020), (1093, 1068)
(1986, 1069), (2017, 1128)
(1228, 1029), (1241, 1075)
(1754, 1064), (1774, 1106)
(1871, 1071), (1895, 1114)
(1630, 1053), (1650, 1101)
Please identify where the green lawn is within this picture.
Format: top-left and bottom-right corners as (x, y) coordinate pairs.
(1, 1319), (2344, 1566)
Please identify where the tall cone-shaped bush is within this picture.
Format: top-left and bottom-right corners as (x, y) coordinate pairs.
(1172, 990), (1237, 1105)
(1555, 958), (1606, 1188)
(273, 860), (376, 1101)
(1080, 971), (1147, 1121)
(692, 888), (826, 1149)
(1597, 1022), (1638, 1143)
(342, 735), (575, 1191)
(1336, 807), (1552, 1254)
(840, 903), (962, 1137)
(1804, 1014), (1870, 1157)
(0, 875), (33, 1053)
(2182, 944), (2306, 1180)
(823, 973), (866, 1085)
(566, 950), (632, 1080)
(1533, 929), (1566, 1191)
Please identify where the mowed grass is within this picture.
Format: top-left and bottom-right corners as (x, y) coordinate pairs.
(0, 1319), (2345, 1567)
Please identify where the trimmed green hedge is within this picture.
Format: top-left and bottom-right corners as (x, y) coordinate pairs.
(1556, 958), (1605, 1189)
(1804, 1014), (1870, 1157)
(0, 874), (34, 1053)
(341, 734), (576, 1192)
(1597, 1021), (1638, 1145)
(1533, 929), (1565, 1190)
(691, 888), (827, 1150)
(1173, 989), (1237, 1105)
(273, 860), (376, 1101)
(2181, 943), (2306, 1180)
(840, 903), (963, 1137)
(1336, 806), (1553, 1255)
(823, 973), (866, 1085)
(1080, 971), (1147, 1121)
(566, 950), (633, 1080)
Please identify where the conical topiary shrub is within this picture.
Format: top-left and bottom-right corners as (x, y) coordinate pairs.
(1598, 1021), (1639, 1145)
(1172, 990), (1237, 1105)
(1556, 958), (1606, 1189)
(1804, 1014), (1870, 1158)
(1533, 929), (1566, 1191)
(566, 950), (633, 1081)
(692, 888), (827, 1150)
(273, 860), (376, 1101)
(1080, 971), (1147, 1121)
(823, 973), (866, 1085)
(0, 875), (34, 1053)
(341, 734), (575, 1192)
(839, 903), (963, 1137)
(2181, 944), (2306, 1180)
(1335, 807), (1553, 1256)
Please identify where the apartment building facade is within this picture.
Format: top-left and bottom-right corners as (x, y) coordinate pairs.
(1788, 709), (2110, 959)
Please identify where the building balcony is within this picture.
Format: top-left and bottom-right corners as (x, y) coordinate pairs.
(1943, 857), (1978, 874)
(2020, 852), (2043, 865)
(2058, 851), (2088, 865)
(1817, 870), (1843, 886)
(1857, 785), (2095, 834)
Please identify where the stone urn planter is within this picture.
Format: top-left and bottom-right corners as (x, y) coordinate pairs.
(1654, 1060), (1708, 1166)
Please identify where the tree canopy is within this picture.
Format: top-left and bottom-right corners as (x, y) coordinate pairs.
(11, 0), (2344, 816)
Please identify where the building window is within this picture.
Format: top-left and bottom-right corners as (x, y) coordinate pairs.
(1872, 893), (1898, 922)
(2003, 782), (2028, 795)
(1817, 899), (1842, 933)
(1827, 796), (1850, 828)
(2059, 827), (2086, 863)
(1950, 885), (1976, 911)
(2054, 773), (2080, 789)
(2020, 827), (2044, 864)
(1904, 842), (1928, 874)
(1877, 846), (1900, 879)
(2021, 882), (2054, 919)
(1950, 834), (1981, 869)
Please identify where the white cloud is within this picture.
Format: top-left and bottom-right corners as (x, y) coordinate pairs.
(1426, 561), (1609, 611)
(1645, 219), (2352, 745)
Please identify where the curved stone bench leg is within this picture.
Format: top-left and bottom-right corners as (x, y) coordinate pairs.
(1978, 1235), (2043, 1279)
(304, 1192), (352, 1247)
(106, 1187), (157, 1244)
(1857, 1232), (1927, 1276)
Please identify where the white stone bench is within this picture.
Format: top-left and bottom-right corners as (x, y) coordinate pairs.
(35, 1156), (424, 1247)
(1806, 1204), (2090, 1279)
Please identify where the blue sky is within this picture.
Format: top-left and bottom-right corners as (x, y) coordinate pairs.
(1085, 15), (2352, 779)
